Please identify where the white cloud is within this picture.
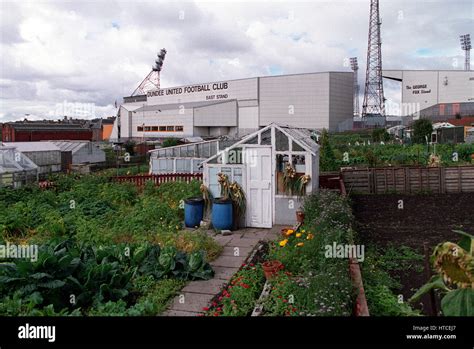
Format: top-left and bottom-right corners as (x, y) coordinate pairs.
(0, 0), (472, 121)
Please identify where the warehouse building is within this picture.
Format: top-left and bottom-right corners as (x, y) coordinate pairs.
(383, 70), (474, 119)
(110, 71), (354, 141)
(1, 121), (93, 142)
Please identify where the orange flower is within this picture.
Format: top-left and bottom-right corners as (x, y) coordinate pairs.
(306, 233), (314, 240)
(296, 242), (304, 247)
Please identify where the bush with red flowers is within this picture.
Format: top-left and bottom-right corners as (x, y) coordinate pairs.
(204, 264), (264, 316)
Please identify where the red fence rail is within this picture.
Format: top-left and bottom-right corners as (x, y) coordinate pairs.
(110, 173), (203, 187)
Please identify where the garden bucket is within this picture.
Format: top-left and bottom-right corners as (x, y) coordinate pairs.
(211, 198), (233, 230)
(184, 197), (204, 228)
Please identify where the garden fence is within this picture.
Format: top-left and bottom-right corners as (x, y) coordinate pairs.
(342, 165), (474, 194)
(109, 173), (203, 187)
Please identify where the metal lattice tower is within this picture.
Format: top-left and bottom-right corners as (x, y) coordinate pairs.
(132, 48), (167, 96)
(362, 0), (385, 117)
(350, 57), (360, 116)
(460, 34), (471, 71)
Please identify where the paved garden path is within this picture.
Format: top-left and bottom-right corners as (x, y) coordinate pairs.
(162, 226), (283, 316)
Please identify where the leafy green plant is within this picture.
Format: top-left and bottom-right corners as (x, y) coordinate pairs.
(409, 231), (474, 316)
(0, 239), (214, 315)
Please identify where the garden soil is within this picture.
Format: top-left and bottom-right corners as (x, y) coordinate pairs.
(352, 193), (474, 315)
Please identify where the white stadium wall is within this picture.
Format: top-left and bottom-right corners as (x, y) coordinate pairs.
(194, 100), (238, 127)
(259, 73), (330, 129)
(112, 72), (354, 140)
(383, 70), (474, 112)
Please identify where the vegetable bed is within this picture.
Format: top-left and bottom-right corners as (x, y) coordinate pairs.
(0, 174), (221, 316)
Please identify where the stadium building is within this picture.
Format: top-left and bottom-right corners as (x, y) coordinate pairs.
(110, 72), (354, 142)
(383, 70), (474, 120)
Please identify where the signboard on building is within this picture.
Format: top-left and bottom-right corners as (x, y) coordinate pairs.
(146, 78), (258, 105)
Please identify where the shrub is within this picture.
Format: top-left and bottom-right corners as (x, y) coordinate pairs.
(412, 119), (433, 144)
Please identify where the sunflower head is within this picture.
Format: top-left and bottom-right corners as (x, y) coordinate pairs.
(432, 242), (474, 288)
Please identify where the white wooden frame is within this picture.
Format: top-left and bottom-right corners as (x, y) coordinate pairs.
(201, 124), (319, 227)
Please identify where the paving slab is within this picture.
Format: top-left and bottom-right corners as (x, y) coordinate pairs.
(212, 235), (234, 246)
(221, 246), (253, 257)
(161, 310), (200, 317)
(182, 278), (228, 295)
(210, 255), (245, 268)
(212, 266), (239, 280)
(228, 237), (261, 247)
(169, 292), (214, 313)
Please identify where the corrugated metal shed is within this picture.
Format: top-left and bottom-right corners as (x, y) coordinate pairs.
(51, 141), (106, 164)
(51, 141), (88, 154)
(4, 142), (61, 152)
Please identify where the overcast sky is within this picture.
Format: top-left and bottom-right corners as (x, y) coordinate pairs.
(0, 0), (472, 121)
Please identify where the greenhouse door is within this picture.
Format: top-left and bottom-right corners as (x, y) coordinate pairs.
(246, 146), (272, 228)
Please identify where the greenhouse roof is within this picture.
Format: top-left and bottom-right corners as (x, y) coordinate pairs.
(0, 146), (38, 174)
(50, 141), (89, 154)
(201, 123), (320, 165)
(4, 142), (61, 152)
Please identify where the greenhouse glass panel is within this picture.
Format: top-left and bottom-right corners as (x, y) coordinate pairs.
(233, 168), (243, 186)
(261, 129), (272, 145)
(292, 141), (304, 151)
(275, 129), (289, 151)
(176, 159), (191, 173)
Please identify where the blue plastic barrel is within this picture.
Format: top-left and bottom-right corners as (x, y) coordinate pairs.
(211, 198), (233, 230)
(184, 197), (204, 228)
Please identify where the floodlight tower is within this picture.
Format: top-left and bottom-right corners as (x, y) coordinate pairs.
(460, 34), (471, 71)
(362, 0), (385, 117)
(350, 57), (360, 116)
(131, 48), (167, 96)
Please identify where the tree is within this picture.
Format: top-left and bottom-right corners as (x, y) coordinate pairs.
(123, 140), (136, 155)
(412, 119), (433, 144)
(372, 128), (390, 142)
(319, 129), (338, 172)
(162, 138), (179, 148)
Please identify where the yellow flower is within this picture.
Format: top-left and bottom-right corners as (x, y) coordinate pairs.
(306, 233), (314, 240)
(285, 229), (294, 236)
(296, 242), (304, 247)
(301, 229), (306, 233)
(295, 233), (302, 238)
(279, 239), (288, 247)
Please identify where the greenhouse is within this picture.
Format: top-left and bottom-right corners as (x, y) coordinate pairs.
(149, 140), (223, 174)
(201, 123), (320, 227)
(0, 145), (39, 187)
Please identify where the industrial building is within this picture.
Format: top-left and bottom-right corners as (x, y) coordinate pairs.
(382, 70), (474, 119)
(110, 71), (354, 142)
(1, 121), (93, 142)
(1, 117), (116, 143)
